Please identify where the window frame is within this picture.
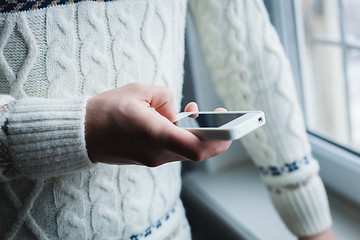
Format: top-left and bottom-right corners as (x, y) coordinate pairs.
(264, 0), (360, 206)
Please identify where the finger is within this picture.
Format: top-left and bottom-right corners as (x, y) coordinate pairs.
(184, 102), (199, 118)
(214, 107), (228, 112)
(184, 102), (199, 112)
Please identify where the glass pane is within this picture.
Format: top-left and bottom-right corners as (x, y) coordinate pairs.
(298, 0), (360, 152)
(301, 0), (340, 42)
(302, 44), (350, 147)
(347, 50), (360, 151)
(344, 0), (360, 45)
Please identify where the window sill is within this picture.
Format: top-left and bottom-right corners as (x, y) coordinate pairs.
(182, 164), (360, 240)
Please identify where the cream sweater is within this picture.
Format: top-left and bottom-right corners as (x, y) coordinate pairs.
(0, 0), (331, 239)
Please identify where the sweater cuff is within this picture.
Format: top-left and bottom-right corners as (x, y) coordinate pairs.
(268, 174), (332, 237)
(6, 97), (93, 179)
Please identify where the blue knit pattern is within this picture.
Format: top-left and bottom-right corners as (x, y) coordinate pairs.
(0, 0), (116, 14)
(129, 202), (177, 240)
(257, 155), (311, 177)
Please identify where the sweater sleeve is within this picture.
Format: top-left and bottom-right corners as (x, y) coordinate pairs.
(0, 95), (93, 182)
(188, 0), (332, 237)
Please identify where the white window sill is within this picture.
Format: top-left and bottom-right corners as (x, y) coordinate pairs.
(182, 164), (360, 240)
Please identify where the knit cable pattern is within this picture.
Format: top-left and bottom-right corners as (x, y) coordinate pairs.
(0, 14), (38, 99)
(107, 2), (140, 87)
(169, 0), (187, 111)
(141, 0), (168, 86)
(2, 180), (47, 240)
(89, 164), (120, 239)
(46, 6), (77, 98)
(54, 173), (88, 239)
(78, 2), (111, 96)
(0, 0), (187, 238)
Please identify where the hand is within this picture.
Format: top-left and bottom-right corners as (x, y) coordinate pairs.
(299, 228), (337, 240)
(85, 83), (232, 166)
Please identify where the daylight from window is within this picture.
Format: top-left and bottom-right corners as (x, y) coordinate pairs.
(298, 0), (360, 153)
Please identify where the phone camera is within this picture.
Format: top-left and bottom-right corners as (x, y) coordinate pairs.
(258, 117), (263, 124)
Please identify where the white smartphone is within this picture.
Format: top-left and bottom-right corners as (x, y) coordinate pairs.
(174, 111), (265, 140)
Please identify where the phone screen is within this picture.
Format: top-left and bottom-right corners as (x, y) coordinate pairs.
(176, 113), (245, 128)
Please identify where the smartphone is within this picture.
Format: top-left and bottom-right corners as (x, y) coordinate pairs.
(174, 111), (265, 140)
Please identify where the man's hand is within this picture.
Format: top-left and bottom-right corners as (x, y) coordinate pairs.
(85, 83), (231, 166)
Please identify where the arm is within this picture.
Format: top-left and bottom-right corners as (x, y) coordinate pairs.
(0, 83), (231, 181)
(188, 0), (335, 238)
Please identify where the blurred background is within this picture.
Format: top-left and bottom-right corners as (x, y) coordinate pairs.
(181, 0), (360, 239)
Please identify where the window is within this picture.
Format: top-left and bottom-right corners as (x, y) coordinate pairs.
(264, 0), (360, 205)
(298, 0), (360, 153)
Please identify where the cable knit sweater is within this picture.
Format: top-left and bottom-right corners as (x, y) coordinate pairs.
(0, 0), (331, 239)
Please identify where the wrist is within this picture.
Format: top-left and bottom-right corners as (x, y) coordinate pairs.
(84, 97), (96, 162)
